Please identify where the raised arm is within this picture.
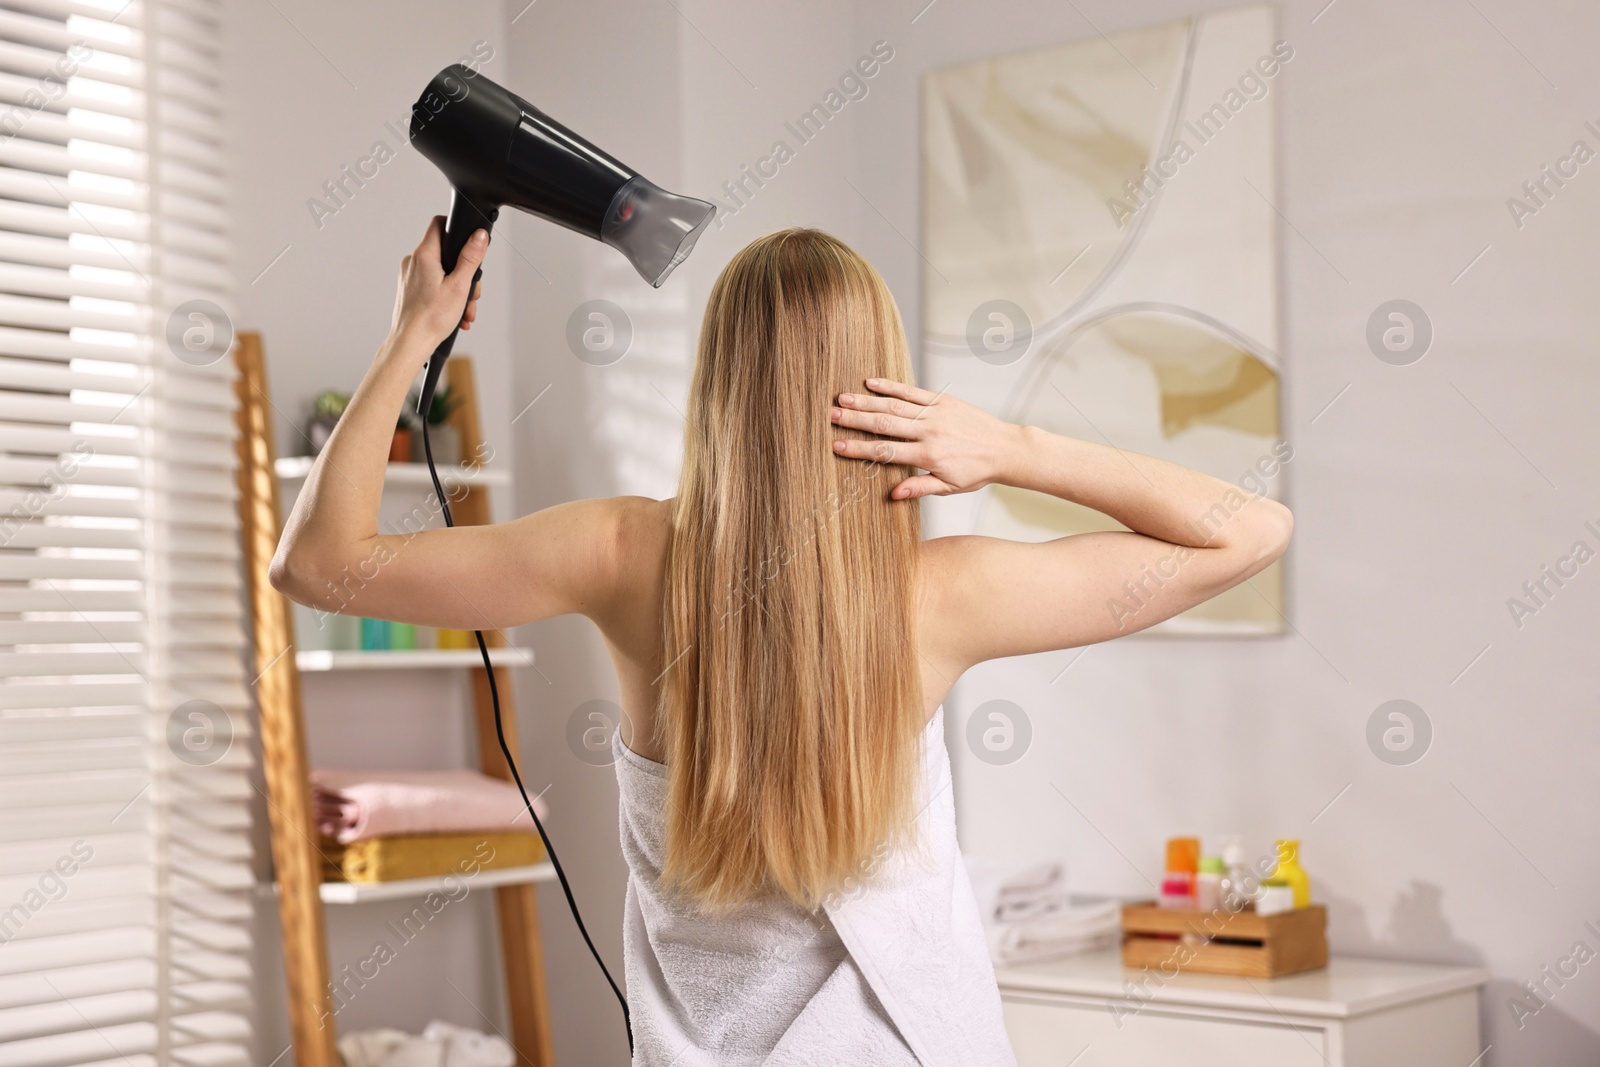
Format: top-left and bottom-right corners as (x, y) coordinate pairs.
(269, 217), (632, 633)
(830, 378), (1292, 673)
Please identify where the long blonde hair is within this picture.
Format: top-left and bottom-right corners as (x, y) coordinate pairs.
(658, 229), (924, 912)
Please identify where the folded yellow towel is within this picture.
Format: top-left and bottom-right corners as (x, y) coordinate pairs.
(320, 831), (545, 884)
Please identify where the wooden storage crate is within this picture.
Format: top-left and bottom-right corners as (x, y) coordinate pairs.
(1120, 901), (1328, 978)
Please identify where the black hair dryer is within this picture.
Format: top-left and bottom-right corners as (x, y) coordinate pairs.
(409, 64), (717, 416)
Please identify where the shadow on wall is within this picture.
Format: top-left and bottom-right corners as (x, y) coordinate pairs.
(1327, 880), (1484, 965)
(1327, 881), (1600, 1066)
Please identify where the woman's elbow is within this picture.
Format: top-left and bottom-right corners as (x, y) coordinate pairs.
(269, 539), (321, 606)
(1255, 500), (1293, 563)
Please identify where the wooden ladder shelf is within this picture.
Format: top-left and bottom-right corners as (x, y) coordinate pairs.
(233, 332), (556, 1066)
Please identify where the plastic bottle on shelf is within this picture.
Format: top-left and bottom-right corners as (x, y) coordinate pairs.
(1195, 855), (1224, 911)
(1273, 839), (1311, 908)
(389, 622), (416, 651)
(437, 627), (472, 650)
(1220, 836), (1252, 912)
(1256, 878), (1295, 916)
(1162, 836), (1200, 906)
(359, 617), (389, 651)
(1159, 876), (1194, 910)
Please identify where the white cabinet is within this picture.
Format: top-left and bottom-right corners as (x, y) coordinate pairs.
(996, 949), (1489, 1067)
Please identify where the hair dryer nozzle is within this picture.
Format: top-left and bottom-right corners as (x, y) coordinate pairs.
(602, 177), (716, 287)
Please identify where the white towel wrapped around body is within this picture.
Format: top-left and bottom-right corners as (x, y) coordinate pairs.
(613, 706), (1018, 1067)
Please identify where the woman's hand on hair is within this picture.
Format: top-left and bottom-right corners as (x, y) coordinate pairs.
(830, 378), (1024, 500)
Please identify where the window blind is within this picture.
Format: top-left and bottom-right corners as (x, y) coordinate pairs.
(0, 1), (253, 1065)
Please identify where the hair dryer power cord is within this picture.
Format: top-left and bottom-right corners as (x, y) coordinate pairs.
(421, 419), (633, 1056)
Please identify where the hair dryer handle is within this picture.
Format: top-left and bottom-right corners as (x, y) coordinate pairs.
(419, 187), (498, 417)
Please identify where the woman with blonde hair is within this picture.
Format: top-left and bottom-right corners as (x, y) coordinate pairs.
(274, 221), (1291, 1065)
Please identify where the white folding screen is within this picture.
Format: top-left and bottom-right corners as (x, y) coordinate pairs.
(0, 0), (252, 1064)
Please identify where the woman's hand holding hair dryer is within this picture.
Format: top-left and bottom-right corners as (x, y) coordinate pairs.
(389, 216), (489, 352)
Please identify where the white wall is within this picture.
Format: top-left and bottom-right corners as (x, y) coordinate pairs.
(226, 1), (1600, 1064)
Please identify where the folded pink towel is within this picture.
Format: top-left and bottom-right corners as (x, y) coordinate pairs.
(310, 768), (550, 845)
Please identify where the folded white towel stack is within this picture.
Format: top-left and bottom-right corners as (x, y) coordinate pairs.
(994, 860), (1071, 922)
(964, 855), (1122, 965)
(338, 1020), (514, 1067)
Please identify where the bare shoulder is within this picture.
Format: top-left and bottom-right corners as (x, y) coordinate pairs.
(917, 534), (970, 599)
(915, 531), (1101, 675)
(611, 494), (674, 559)
(915, 535), (987, 688)
(495, 494), (668, 623)
(587, 494), (672, 625)
(917, 534), (995, 594)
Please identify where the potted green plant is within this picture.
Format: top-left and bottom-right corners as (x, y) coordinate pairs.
(391, 404), (418, 463)
(308, 389), (349, 456)
(409, 384), (463, 466)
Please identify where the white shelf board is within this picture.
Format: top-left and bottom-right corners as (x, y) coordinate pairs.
(296, 647), (533, 672)
(317, 862), (556, 904)
(275, 455), (509, 487)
